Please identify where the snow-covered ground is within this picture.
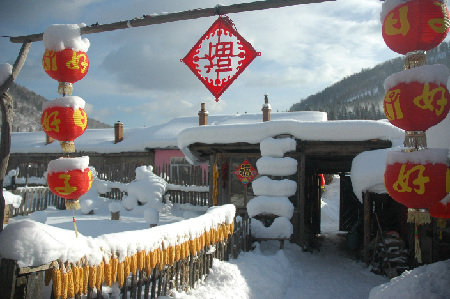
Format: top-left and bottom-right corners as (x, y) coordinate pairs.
(2, 176), (449, 299)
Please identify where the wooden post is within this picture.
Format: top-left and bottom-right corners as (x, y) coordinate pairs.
(298, 154), (306, 250)
(363, 192), (371, 266)
(0, 259), (19, 299)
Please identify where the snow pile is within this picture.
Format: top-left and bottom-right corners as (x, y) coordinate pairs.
(252, 176), (297, 197)
(80, 199), (94, 214)
(144, 207), (159, 225)
(247, 196), (294, 219)
(256, 156), (297, 176)
(249, 137), (295, 239)
(167, 184), (209, 192)
(108, 202), (121, 213)
(384, 64), (449, 91)
(29, 211), (47, 223)
(0, 204), (236, 268)
(43, 24), (90, 52)
(42, 96), (86, 111)
(369, 259), (450, 299)
(0, 63), (12, 85)
(251, 217), (293, 239)
(3, 190), (22, 208)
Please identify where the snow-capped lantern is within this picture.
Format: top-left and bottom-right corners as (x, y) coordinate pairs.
(384, 64), (450, 147)
(181, 15), (260, 102)
(47, 156), (93, 210)
(429, 198), (450, 239)
(384, 149), (450, 209)
(41, 96), (88, 153)
(381, 0), (450, 55)
(42, 24), (90, 95)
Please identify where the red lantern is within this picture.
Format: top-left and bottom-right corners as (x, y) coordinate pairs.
(385, 149), (450, 209)
(47, 157), (93, 210)
(41, 96), (88, 153)
(43, 48), (89, 95)
(384, 64), (450, 131)
(429, 200), (450, 218)
(382, 0), (450, 55)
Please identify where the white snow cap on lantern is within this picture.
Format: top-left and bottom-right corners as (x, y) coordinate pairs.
(43, 24), (90, 52)
(380, 0), (448, 23)
(47, 156), (90, 174)
(42, 96), (86, 111)
(384, 64), (450, 92)
(386, 148), (449, 166)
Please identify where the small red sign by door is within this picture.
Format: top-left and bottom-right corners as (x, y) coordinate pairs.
(234, 160), (258, 185)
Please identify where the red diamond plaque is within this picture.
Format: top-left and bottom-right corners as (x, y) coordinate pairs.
(234, 160), (258, 185)
(181, 16), (260, 101)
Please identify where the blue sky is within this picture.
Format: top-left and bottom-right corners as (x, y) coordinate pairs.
(0, 0), (404, 128)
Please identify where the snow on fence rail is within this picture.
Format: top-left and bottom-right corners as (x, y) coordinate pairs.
(0, 204), (240, 299)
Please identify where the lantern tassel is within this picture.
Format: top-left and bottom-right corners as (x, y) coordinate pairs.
(58, 82), (73, 96)
(404, 131), (427, 149)
(407, 209), (430, 264)
(73, 216), (79, 238)
(66, 199), (81, 211)
(404, 51), (427, 70)
(61, 141), (76, 153)
(437, 219), (446, 240)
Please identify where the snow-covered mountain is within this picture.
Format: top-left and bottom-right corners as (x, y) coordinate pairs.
(290, 41), (450, 120)
(4, 83), (111, 132)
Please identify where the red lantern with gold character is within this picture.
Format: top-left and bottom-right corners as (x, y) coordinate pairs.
(43, 48), (89, 95)
(381, 0), (450, 55)
(429, 200), (450, 218)
(47, 156), (93, 210)
(384, 64), (450, 131)
(385, 149), (450, 209)
(41, 96), (88, 153)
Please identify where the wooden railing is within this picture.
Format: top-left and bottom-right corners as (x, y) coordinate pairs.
(8, 187), (65, 218)
(0, 217), (250, 299)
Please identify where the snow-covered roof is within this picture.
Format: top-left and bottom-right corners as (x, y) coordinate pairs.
(11, 111), (325, 154)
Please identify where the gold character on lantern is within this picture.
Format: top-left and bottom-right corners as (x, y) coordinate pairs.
(42, 111), (61, 132)
(88, 170), (93, 189)
(413, 84), (448, 116)
(385, 6), (410, 37)
(42, 50), (58, 72)
(55, 174), (77, 195)
(393, 164), (430, 195)
(385, 89), (404, 120)
(73, 109), (88, 130)
(429, 1), (450, 34)
(66, 51), (89, 73)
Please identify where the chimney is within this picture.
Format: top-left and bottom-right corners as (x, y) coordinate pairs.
(262, 94), (271, 122)
(46, 133), (54, 145)
(114, 121), (123, 143)
(198, 103), (209, 126)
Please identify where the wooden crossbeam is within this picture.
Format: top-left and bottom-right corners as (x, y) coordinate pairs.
(10, 0), (335, 43)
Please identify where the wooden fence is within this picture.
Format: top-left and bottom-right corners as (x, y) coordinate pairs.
(1, 217), (250, 299)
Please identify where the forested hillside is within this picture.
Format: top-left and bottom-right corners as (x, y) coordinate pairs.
(4, 83), (111, 132)
(289, 42), (450, 120)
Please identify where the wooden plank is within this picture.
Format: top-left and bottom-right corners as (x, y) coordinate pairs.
(298, 154), (306, 250)
(0, 259), (19, 299)
(363, 192), (371, 266)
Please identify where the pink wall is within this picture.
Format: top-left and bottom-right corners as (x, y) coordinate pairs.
(154, 149), (208, 183)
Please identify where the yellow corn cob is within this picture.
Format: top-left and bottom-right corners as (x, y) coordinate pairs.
(197, 236), (201, 252)
(111, 258), (118, 284)
(72, 265), (79, 295)
(205, 231), (211, 246)
(117, 261), (125, 287)
(145, 252), (151, 275)
(184, 241), (189, 258)
(164, 248), (169, 266)
(61, 269), (69, 299)
(229, 223), (234, 236)
(96, 261), (104, 290)
(131, 253), (138, 275)
(52, 267), (62, 299)
(83, 265), (89, 295)
(211, 229), (216, 244)
(150, 250), (157, 269)
(175, 245), (181, 262)
(158, 248), (164, 270)
(67, 267), (75, 299)
(137, 250), (145, 271)
(78, 265), (84, 296)
(88, 265), (97, 290)
(125, 256), (131, 277)
(105, 259), (112, 287)
(168, 247), (174, 265)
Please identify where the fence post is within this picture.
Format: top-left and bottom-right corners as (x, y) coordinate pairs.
(0, 259), (19, 299)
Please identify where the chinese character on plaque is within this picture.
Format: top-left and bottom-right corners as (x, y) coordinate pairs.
(181, 16), (261, 101)
(234, 160), (258, 185)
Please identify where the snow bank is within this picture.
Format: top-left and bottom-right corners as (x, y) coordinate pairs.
(247, 196), (294, 219)
(386, 148), (449, 165)
(252, 176), (297, 197)
(42, 96), (86, 111)
(384, 64), (449, 91)
(260, 137), (297, 157)
(369, 259), (450, 299)
(0, 204), (236, 268)
(256, 156), (297, 176)
(43, 24), (90, 52)
(144, 207), (159, 225)
(251, 217), (293, 239)
(0, 63), (12, 85)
